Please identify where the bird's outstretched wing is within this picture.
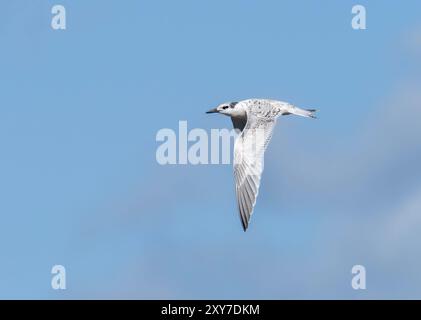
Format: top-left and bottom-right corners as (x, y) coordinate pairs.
(233, 113), (276, 231)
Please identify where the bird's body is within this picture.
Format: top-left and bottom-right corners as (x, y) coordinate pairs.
(207, 99), (316, 231)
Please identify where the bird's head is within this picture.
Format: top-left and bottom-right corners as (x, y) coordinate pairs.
(206, 101), (244, 117)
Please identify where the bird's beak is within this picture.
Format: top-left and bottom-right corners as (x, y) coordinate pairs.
(206, 107), (219, 114)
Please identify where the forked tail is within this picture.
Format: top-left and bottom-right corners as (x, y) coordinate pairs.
(291, 106), (317, 119)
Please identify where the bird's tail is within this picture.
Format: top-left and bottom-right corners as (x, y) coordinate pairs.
(291, 106), (317, 119)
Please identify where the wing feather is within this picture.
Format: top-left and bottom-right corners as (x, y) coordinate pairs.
(233, 112), (276, 231)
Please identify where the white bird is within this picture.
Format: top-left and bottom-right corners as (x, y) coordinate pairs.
(207, 99), (316, 231)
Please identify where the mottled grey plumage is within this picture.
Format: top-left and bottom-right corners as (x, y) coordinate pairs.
(207, 99), (316, 231)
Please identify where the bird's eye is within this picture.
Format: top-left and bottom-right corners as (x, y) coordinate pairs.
(222, 106), (228, 110)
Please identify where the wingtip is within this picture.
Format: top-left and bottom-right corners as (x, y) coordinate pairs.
(242, 221), (249, 232)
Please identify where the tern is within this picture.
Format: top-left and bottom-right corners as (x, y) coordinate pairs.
(207, 99), (316, 231)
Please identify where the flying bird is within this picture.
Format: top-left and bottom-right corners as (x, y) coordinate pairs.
(207, 99), (316, 231)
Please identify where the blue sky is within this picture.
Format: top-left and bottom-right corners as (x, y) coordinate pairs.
(1, 0), (421, 299)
